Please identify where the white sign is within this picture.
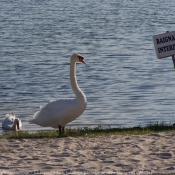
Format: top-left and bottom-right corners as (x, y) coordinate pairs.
(153, 31), (175, 59)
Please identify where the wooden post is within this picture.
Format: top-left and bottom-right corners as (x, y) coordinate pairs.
(172, 55), (175, 69)
(166, 31), (175, 69)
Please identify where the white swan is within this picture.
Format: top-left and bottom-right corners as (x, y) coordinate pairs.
(2, 112), (22, 131)
(29, 53), (87, 135)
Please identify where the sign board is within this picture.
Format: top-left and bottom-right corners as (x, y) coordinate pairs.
(153, 30), (175, 59)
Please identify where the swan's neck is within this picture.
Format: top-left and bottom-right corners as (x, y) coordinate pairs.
(70, 60), (85, 99)
(13, 119), (19, 131)
(13, 121), (17, 131)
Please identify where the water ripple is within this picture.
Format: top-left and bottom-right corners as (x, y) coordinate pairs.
(0, 0), (175, 134)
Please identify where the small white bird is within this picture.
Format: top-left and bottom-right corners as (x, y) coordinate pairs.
(29, 53), (87, 136)
(2, 112), (22, 131)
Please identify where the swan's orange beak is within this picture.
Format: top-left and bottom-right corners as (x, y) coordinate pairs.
(81, 59), (86, 64)
(78, 55), (86, 64)
(79, 57), (86, 64)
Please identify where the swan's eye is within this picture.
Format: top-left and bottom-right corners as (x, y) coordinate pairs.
(77, 55), (84, 61)
(77, 55), (86, 64)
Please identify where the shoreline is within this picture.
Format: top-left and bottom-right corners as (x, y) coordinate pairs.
(0, 132), (175, 174)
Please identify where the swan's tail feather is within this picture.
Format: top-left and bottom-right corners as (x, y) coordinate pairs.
(28, 119), (34, 124)
(28, 111), (40, 124)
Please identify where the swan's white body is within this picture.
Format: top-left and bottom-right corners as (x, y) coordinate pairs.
(29, 53), (87, 130)
(2, 112), (22, 131)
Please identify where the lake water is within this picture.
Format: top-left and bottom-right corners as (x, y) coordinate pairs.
(1, 0), (175, 134)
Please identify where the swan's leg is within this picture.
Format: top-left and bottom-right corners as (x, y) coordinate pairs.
(62, 126), (65, 134)
(58, 125), (62, 136)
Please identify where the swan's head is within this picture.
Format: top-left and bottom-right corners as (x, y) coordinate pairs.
(71, 53), (86, 64)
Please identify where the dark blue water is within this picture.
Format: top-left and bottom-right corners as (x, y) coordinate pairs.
(1, 0), (175, 134)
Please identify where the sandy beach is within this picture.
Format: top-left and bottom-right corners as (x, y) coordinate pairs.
(0, 132), (175, 175)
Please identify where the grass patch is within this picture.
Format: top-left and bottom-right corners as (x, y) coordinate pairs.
(1, 121), (175, 139)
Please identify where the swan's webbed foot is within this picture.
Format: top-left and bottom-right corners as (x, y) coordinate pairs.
(58, 125), (65, 136)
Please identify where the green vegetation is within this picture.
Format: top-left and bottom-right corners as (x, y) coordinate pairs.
(1, 122), (175, 139)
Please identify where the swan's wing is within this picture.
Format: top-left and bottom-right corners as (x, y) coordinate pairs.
(29, 98), (77, 126)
